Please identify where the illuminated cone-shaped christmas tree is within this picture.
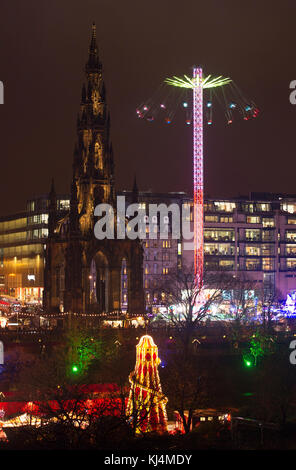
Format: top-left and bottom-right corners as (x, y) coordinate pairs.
(127, 335), (168, 434)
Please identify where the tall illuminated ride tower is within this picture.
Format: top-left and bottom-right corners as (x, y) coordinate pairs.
(193, 67), (203, 290)
(138, 68), (258, 290)
(165, 69), (231, 289)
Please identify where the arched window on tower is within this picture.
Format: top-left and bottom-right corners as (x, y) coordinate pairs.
(89, 258), (97, 304)
(95, 140), (103, 170)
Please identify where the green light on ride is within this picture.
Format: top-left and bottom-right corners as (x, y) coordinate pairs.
(72, 364), (79, 373)
(164, 74), (232, 90)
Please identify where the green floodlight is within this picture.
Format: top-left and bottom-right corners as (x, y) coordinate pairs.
(243, 356), (254, 368)
(71, 364), (79, 373)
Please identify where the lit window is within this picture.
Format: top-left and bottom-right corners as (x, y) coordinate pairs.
(219, 260), (234, 270)
(204, 229), (234, 241)
(261, 245), (274, 256)
(287, 258), (296, 269)
(213, 201), (236, 212)
(245, 229), (261, 241)
(205, 215), (219, 222)
(247, 216), (260, 224)
(286, 231), (296, 242)
(286, 245), (296, 255)
(256, 203), (271, 212)
(262, 258), (274, 271)
(245, 245), (260, 256)
(204, 243), (234, 256)
(59, 200), (70, 210)
(220, 216), (233, 223)
(243, 203), (254, 213)
(262, 218), (274, 228)
(245, 259), (261, 270)
(282, 203), (296, 214)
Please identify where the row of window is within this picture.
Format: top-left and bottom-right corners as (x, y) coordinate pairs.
(193, 242), (296, 257)
(28, 214), (49, 225)
(145, 253), (171, 261)
(144, 265), (169, 275)
(205, 215), (275, 226)
(204, 229), (296, 242)
(144, 240), (173, 248)
(204, 202), (296, 214)
(27, 199), (70, 213)
(0, 218), (27, 232)
(0, 244), (44, 257)
(0, 228), (49, 245)
(205, 259), (275, 271)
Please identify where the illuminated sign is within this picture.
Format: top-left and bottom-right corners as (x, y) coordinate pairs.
(27, 275), (35, 281)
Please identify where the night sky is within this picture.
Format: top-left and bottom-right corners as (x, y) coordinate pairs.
(0, 0), (296, 216)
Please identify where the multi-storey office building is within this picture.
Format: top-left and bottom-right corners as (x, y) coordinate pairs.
(184, 192), (296, 300)
(122, 190), (296, 305)
(0, 194), (69, 302)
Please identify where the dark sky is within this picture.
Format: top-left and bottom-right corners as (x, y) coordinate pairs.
(0, 0), (296, 215)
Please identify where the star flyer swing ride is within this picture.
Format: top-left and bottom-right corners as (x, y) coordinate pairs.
(137, 66), (259, 296)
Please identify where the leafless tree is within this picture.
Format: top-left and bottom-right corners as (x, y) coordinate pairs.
(154, 265), (232, 354)
(257, 285), (281, 334)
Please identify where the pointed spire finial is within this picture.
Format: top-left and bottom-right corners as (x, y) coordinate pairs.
(90, 22), (97, 53)
(86, 22), (101, 73)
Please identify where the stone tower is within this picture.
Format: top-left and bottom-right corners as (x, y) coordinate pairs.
(44, 24), (144, 318)
(74, 23), (115, 235)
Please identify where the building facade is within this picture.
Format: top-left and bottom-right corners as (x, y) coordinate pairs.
(0, 194), (69, 302)
(121, 190), (296, 306)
